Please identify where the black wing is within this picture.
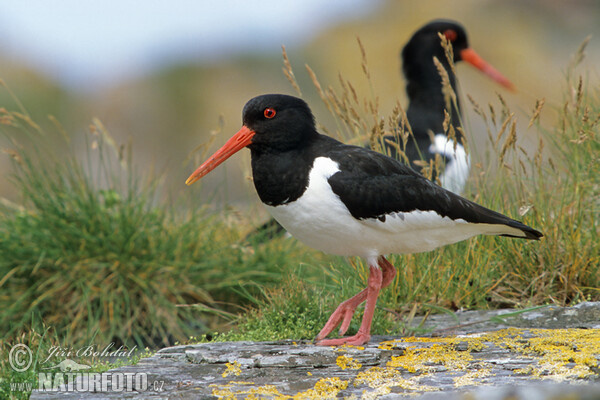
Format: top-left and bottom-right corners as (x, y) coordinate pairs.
(326, 144), (542, 240)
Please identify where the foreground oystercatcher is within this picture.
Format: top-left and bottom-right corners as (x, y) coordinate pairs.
(388, 19), (515, 194)
(186, 94), (542, 346)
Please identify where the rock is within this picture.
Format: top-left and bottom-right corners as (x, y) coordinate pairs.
(29, 302), (600, 399)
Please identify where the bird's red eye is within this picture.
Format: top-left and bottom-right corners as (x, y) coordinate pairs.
(443, 29), (457, 42)
(264, 108), (276, 119)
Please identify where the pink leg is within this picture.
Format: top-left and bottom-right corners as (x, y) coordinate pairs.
(315, 256), (397, 341)
(315, 257), (397, 342)
(378, 256), (397, 288)
(335, 256), (396, 336)
(316, 264), (384, 346)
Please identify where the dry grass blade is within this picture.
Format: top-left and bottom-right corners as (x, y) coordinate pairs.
(488, 103), (497, 127)
(48, 115), (70, 143)
(184, 115), (223, 167)
(434, 56), (457, 112)
(575, 76), (583, 115)
(496, 93), (510, 121)
(567, 35), (591, 80)
(438, 32), (456, 75)
(499, 120), (517, 164)
(305, 65), (328, 110)
(528, 98), (545, 128)
(2, 147), (23, 165)
(534, 136), (544, 169)
(468, 94), (486, 122)
(281, 45), (302, 96)
(0, 79), (32, 119)
(356, 36), (370, 80)
(495, 113), (514, 147)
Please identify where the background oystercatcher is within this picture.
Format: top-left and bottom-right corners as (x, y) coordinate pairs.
(386, 19), (515, 194)
(186, 94), (542, 346)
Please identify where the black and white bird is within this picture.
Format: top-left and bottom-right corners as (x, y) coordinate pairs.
(186, 94), (542, 346)
(389, 19), (515, 194)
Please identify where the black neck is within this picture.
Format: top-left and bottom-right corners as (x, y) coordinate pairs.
(403, 57), (463, 140)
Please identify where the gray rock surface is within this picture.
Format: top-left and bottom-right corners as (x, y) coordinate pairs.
(30, 302), (600, 399)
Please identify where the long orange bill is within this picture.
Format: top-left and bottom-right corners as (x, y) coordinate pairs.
(185, 125), (255, 186)
(460, 48), (516, 91)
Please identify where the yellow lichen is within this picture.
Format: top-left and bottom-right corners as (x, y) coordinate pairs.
(486, 328), (600, 380)
(336, 355), (362, 370)
(209, 328), (599, 398)
(387, 342), (473, 373)
(293, 377), (349, 399)
(354, 366), (438, 398)
(222, 361), (242, 378)
(335, 344), (365, 351)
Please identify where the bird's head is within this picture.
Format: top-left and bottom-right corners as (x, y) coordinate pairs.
(402, 19), (515, 91)
(185, 94), (316, 185)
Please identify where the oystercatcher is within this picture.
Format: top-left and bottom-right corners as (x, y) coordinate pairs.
(186, 94), (542, 346)
(388, 19), (515, 194)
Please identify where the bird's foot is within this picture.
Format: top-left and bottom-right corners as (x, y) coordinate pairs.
(315, 290), (367, 341)
(316, 332), (371, 347)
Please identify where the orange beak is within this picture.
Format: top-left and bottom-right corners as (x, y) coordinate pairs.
(185, 125), (255, 186)
(460, 48), (516, 91)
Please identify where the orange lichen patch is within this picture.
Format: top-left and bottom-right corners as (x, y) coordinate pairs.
(336, 354), (362, 370)
(354, 367), (438, 399)
(222, 361), (242, 378)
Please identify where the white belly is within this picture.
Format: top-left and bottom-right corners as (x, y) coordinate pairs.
(265, 157), (511, 260)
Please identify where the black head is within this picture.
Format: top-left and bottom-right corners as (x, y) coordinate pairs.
(402, 19), (469, 67)
(401, 19), (514, 95)
(185, 94), (318, 186)
(242, 94), (318, 152)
